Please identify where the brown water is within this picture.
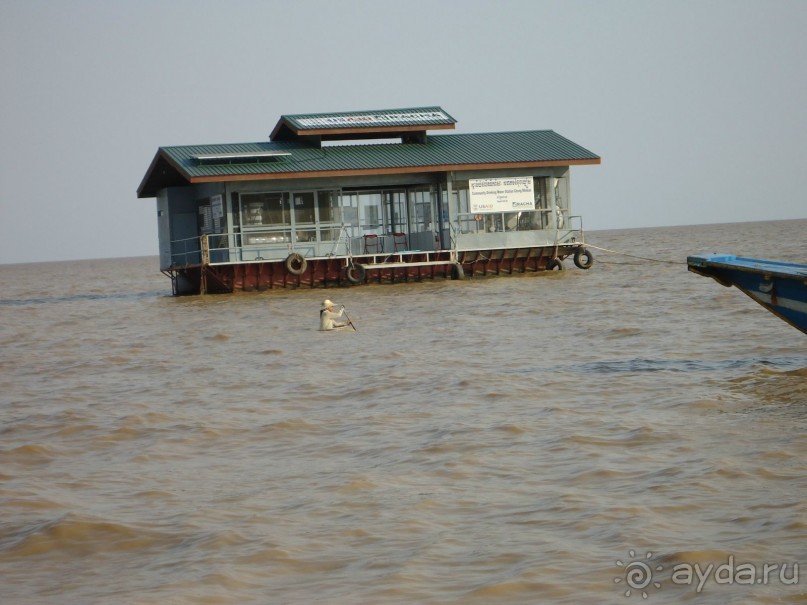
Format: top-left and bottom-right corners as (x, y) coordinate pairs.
(1, 220), (805, 604)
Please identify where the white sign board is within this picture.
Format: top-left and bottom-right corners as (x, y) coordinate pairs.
(469, 177), (535, 213)
(211, 194), (224, 219)
(296, 110), (452, 128)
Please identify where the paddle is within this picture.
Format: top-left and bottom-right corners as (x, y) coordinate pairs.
(341, 305), (358, 331)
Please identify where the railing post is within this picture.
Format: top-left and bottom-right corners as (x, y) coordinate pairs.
(200, 234), (210, 265)
(200, 235), (210, 295)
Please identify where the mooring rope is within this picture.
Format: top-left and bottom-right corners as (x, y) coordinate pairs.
(585, 243), (686, 265)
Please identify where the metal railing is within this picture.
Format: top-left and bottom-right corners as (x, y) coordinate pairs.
(563, 215), (585, 245)
(454, 210), (583, 242)
(166, 213), (587, 269)
(455, 208), (575, 234)
(167, 236), (203, 267)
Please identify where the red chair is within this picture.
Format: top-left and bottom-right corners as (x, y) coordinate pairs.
(364, 234), (381, 254)
(392, 233), (407, 252)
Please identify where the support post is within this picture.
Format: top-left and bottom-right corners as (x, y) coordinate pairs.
(200, 234), (210, 294)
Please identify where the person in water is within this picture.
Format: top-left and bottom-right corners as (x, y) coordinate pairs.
(319, 299), (347, 331)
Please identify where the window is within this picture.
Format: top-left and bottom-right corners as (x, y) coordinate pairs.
(409, 188), (433, 233)
(549, 177), (568, 229)
(241, 192), (288, 227)
(338, 192), (360, 238)
(317, 190), (340, 224)
(387, 190), (407, 233)
(292, 192), (316, 225)
(450, 182), (477, 233)
(358, 192), (384, 233)
(533, 177), (550, 229)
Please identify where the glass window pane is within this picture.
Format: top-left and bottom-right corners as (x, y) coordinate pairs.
(295, 229), (316, 243)
(359, 192), (383, 233)
(389, 191), (407, 233)
(292, 192), (316, 224)
(319, 227), (341, 242)
(241, 192), (288, 227)
(409, 189), (433, 232)
(339, 192), (360, 238)
(317, 190), (340, 223)
(244, 231), (290, 244)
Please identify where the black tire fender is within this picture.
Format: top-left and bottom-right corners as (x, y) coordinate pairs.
(345, 263), (366, 284)
(451, 262), (465, 280)
(285, 253), (307, 275)
(547, 257), (564, 271)
(573, 247), (594, 270)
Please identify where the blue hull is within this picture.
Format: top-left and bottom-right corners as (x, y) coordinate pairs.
(687, 254), (807, 336)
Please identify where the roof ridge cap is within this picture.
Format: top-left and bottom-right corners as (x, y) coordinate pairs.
(432, 129), (556, 137)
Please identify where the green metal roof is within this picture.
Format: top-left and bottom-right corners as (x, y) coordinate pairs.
(138, 130), (599, 198)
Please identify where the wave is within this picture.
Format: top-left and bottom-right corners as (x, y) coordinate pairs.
(258, 418), (324, 436)
(727, 363), (807, 409)
(0, 513), (254, 563)
(574, 356), (807, 374)
(0, 290), (167, 307)
(0, 514), (184, 559)
(0, 444), (63, 466)
(566, 426), (667, 447)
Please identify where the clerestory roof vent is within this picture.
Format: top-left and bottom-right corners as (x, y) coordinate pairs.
(192, 151), (291, 165)
(270, 106), (456, 142)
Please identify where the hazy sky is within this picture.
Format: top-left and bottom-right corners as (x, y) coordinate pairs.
(1, 0), (805, 264)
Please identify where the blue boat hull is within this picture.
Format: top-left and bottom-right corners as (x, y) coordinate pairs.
(687, 254), (807, 336)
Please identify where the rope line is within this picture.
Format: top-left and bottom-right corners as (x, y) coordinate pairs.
(585, 243), (686, 265)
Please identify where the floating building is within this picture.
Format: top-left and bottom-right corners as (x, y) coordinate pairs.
(137, 106), (599, 295)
